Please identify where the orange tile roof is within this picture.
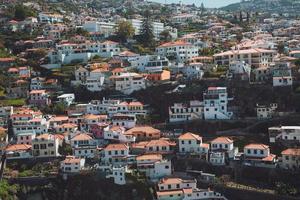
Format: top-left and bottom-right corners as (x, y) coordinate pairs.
(282, 148), (300, 156)
(211, 137), (233, 144)
(6, 144), (31, 151)
(125, 126), (160, 135)
(30, 90), (46, 94)
(200, 143), (210, 149)
(36, 134), (54, 140)
(159, 178), (182, 185)
(105, 143), (128, 151)
(136, 154), (162, 161)
(178, 132), (202, 140)
(71, 133), (92, 141)
(159, 40), (191, 48)
(62, 156), (82, 164)
(262, 154), (276, 162)
(244, 143), (269, 150)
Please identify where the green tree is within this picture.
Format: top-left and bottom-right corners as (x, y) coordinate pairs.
(59, 139), (73, 156)
(159, 30), (172, 42)
(14, 4), (35, 21)
(138, 10), (155, 47)
(115, 20), (135, 43)
(53, 102), (66, 115)
(0, 180), (19, 200)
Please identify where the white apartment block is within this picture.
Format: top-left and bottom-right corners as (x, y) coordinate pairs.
(227, 61), (251, 80)
(129, 19), (164, 39)
(203, 87), (233, 120)
(213, 48), (276, 68)
(169, 101), (203, 123)
(128, 55), (170, 72)
(57, 94), (75, 106)
(47, 41), (120, 65)
(38, 12), (63, 24)
(156, 41), (199, 63)
(268, 126), (300, 143)
(113, 73), (146, 95)
(83, 21), (116, 38)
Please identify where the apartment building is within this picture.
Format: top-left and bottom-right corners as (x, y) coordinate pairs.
(102, 143), (130, 165)
(129, 19), (164, 39)
(203, 87), (233, 120)
(29, 90), (51, 107)
(72, 67), (105, 92)
(169, 100), (203, 123)
(213, 48), (276, 68)
(32, 134), (60, 157)
(156, 41), (199, 63)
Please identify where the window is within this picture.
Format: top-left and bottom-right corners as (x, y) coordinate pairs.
(165, 165), (169, 169)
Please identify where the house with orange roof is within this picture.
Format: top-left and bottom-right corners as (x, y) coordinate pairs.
(178, 132), (209, 156)
(124, 126), (161, 141)
(280, 148), (300, 170)
(32, 134), (60, 157)
(112, 72), (146, 95)
(136, 154), (172, 181)
(60, 156), (85, 173)
(132, 138), (176, 155)
(156, 177), (226, 200)
(29, 89), (51, 107)
(71, 133), (97, 158)
(156, 40), (199, 62)
(210, 137), (238, 166)
(103, 143), (130, 164)
(243, 143), (277, 167)
(103, 126), (136, 143)
(55, 123), (78, 134)
(72, 66), (105, 92)
(80, 114), (108, 132)
(6, 144), (32, 159)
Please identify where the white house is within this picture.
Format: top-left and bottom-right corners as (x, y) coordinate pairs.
(178, 132), (209, 155)
(203, 87), (233, 120)
(106, 166), (128, 185)
(112, 73), (146, 95)
(82, 21), (116, 37)
(70, 133), (97, 158)
(72, 67), (106, 92)
(169, 101), (203, 123)
(281, 148), (300, 170)
(111, 114), (136, 129)
(57, 94), (75, 106)
(136, 154), (172, 181)
(128, 55), (170, 73)
(243, 144), (276, 167)
(103, 143), (129, 165)
(103, 126), (136, 143)
(60, 156), (85, 173)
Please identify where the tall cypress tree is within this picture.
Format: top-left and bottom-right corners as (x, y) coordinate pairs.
(139, 10), (155, 47)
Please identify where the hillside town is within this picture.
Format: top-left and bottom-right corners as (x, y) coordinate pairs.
(0, 0), (300, 199)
